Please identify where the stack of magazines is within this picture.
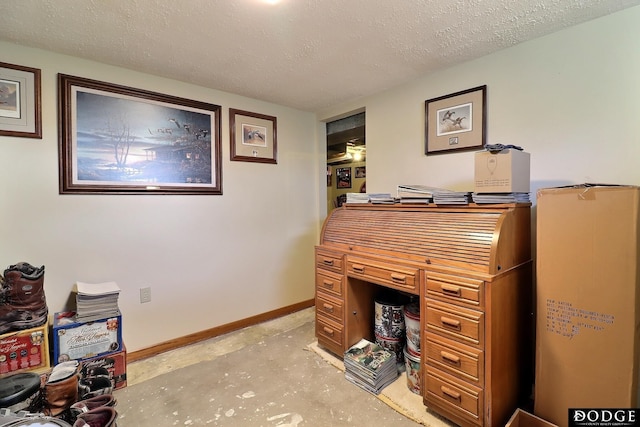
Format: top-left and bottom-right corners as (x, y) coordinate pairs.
(368, 193), (395, 204)
(345, 193), (370, 204)
(74, 281), (121, 322)
(396, 184), (436, 204)
(471, 192), (531, 204)
(343, 339), (398, 395)
(433, 189), (473, 205)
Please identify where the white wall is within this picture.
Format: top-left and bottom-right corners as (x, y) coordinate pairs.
(319, 6), (640, 199)
(0, 43), (322, 352)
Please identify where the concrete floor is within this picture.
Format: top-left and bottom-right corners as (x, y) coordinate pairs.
(115, 307), (455, 426)
(125, 308), (318, 387)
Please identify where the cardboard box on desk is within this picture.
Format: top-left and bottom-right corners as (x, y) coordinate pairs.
(79, 347), (127, 391)
(535, 185), (640, 427)
(474, 149), (530, 193)
(52, 311), (122, 365)
(0, 323), (50, 376)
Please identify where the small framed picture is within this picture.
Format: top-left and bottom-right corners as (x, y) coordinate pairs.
(355, 166), (366, 178)
(425, 85), (486, 155)
(229, 108), (277, 164)
(336, 167), (352, 188)
(0, 62), (42, 139)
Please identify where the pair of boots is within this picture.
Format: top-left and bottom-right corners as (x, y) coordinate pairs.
(71, 395), (117, 427)
(0, 262), (48, 334)
(43, 362), (117, 427)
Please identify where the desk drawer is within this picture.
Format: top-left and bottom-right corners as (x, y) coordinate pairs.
(426, 272), (483, 308)
(316, 316), (343, 350)
(425, 332), (483, 385)
(346, 257), (418, 294)
(316, 268), (343, 298)
(315, 249), (343, 274)
(316, 292), (343, 325)
(425, 368), (483, 425)
(425, 299), (483, 347)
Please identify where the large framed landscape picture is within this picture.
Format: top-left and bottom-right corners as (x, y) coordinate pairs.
(58, 74), (222, 194)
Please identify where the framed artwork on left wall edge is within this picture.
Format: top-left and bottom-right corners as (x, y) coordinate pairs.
(0, 62), (42, 139)
(58, 74), (222, 195)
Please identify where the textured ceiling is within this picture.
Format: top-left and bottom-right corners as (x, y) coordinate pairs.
(1, 0), (638, 112)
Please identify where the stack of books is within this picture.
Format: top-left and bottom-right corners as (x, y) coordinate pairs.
(343, 339), (398, 395)
(471, 192), (531, 204)
(74, 281), (121, 322)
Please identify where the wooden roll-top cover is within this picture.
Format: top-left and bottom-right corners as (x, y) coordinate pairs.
(320, 204), (531, 275)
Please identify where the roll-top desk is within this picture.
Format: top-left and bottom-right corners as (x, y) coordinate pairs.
(315, 203), (532, 427)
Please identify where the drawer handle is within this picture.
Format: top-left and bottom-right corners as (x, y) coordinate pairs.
(440, 351), (461, 366)
(441, 284), (461, 297)
(441, 386), (461, 401)
(390, 273), (407, 284)
(322, 258), (334, 266)
(322, 303), (334, 313)
(322, 326), (334, 336)
(322, 279), (335, 289)
(441, 316), (461, 330)
(351, 264), (365, 273)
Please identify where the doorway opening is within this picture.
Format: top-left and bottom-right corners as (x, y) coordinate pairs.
(326, 112), (365, 214)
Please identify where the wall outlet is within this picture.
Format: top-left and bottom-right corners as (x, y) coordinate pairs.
(139, 287), (151, 304)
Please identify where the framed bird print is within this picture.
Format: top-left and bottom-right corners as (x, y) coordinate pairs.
(425, 85), (486, 155)
(229, 108), (277, 164)
(0, 61), (42, 139)
(58, 74), (222, 194)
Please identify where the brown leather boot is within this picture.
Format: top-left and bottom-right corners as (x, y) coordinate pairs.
(0, 262), (48, 334)
(44, 362), (79, 418)
(72, 406), (117, 427)
(70, 394), (117, 422)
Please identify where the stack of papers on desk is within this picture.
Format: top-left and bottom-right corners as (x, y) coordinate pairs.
(345, 193), (370, 203)
(368, 193), (396, 204)
(472, 192), (531, 204)
(396, 185), (440, 204)
(343, 339), (398, 395)
(433, 190), (473, 205)
(74, 281), (121, 322)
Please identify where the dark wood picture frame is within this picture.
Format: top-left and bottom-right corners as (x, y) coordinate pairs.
(336, 167), (352, 189)
(58, 74), (222, 195)
(229, 108), (277, 164)
(425, 85), (486, 155)
(0, 61), (42, 139)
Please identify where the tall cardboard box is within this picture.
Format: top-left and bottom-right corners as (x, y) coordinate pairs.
(534, 185), (640, 427)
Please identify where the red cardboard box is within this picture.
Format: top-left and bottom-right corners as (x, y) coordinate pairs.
(79, 347), (127, 391)
(0, 324), (50, 376)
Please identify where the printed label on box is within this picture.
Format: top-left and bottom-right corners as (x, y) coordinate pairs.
(0, 327), (49, 375)
(55, 316), (121, 362)
(80, 349), (127, 390)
